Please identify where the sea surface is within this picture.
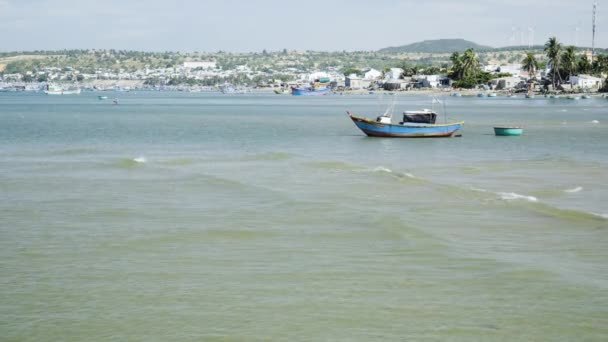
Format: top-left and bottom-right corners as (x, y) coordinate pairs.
(1, 91), (607, 341)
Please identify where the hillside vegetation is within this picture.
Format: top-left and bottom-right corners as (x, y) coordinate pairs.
(378, 39), (493, 54)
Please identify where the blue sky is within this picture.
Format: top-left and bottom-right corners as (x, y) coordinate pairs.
(0, 0), (604, 52)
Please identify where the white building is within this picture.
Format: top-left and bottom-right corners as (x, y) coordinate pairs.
(364, 68), (382, 80)
(569, 75), (604, 89)
(345, 74), (372, 89)
(417, 75), (450, 88)
(496, 64), (522, 76)
(183, 61), (217, 70)
(385, 68), (404, 80)
(490, 77), (522, 90)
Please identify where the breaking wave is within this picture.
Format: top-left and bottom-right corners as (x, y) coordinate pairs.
(372, 166), (392, 173)
(497, 192), (538, 202)
(564, 186), (583, 193)
(114, 157), (147, 168)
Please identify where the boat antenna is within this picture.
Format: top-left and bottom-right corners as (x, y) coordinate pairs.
(442, 96), (448, 124)
(381, 94), (396, 118)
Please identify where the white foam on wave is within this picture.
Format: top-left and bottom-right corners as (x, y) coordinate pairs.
(591, 120), (600, 124)
(133, 156), (147, 163)
(589, 212), (608, 219)
(564, 186), (583, 193)
(497, 192), (538, 202)
(470, 187), (488, 193)
(372, 166), (392, 173)
(403, 172), (416, 179)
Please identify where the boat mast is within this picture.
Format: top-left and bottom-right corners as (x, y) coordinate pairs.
(592, 0), (597, 63)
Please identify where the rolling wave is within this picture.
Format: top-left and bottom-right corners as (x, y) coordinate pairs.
(497, 192), (538, 202)
(241, 152), (294, 161)
(469, 187), (605, 223)
(564, 186), (583, 193)
(371, 166), (392, 173)
(114, 157), (147, 168)
(307, 161), (360, 172)
(163, 158), (194, 166)
(48, 148), (99, 156)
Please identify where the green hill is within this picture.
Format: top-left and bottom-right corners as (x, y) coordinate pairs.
(379, 39), (493, 54)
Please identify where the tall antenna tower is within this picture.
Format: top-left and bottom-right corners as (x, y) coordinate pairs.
(592, 0), (597, 62)
(528, 27), (535, 48)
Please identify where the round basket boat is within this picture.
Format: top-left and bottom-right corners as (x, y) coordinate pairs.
(494, 126), (523, 136)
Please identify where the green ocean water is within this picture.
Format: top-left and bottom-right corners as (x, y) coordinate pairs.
(1, 92), (607, 341)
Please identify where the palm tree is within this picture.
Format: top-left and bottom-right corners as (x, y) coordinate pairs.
(578, 55), (591, 74)
(561, 46), (577, 81)
(461, 48), (480, 79)
(521, 52), (539, 80)
(450, 52), (463, 79)
(544, 37), (563, 88)
(592, 54), (608, 75)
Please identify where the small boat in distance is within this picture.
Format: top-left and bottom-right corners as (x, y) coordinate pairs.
(292, 78), (331, 96)
(274, 88), (290, 95)
(347, 109), (463, 138)
(494, 126), (523, 136)
(291, 86), (330, 96)
(44, 84), (81, 95)
(98, 95), (108, 100)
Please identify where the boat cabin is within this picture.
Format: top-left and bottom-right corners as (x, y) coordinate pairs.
(401, 110), (437, 124)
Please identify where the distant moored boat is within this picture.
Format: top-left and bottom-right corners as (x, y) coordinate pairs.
(45, 86), (81, 95)
(291, 86), (330, 96)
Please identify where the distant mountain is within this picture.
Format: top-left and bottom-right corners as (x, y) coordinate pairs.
(378, 39), (493, 54)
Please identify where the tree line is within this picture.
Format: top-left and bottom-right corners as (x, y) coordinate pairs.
(448, 36), (608, 89)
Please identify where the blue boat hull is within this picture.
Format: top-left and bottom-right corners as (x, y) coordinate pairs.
(348, 113), (463, 138)
(292, 87), (330, 96)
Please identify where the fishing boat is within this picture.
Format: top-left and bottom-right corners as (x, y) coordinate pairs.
(292, 77), (331, 96)
(488, 93), (498, 97)
(98, 95), (108, 100)
(44, 84), (81, 95)
(582, 94), (591, 99)
(494, 126), (523, 136)
(274, 88), (290, 95)
(347, 109), (463, 138)
(291, 86), (330, 96)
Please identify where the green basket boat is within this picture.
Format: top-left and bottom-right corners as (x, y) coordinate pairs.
(494, 126), (523, 136)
